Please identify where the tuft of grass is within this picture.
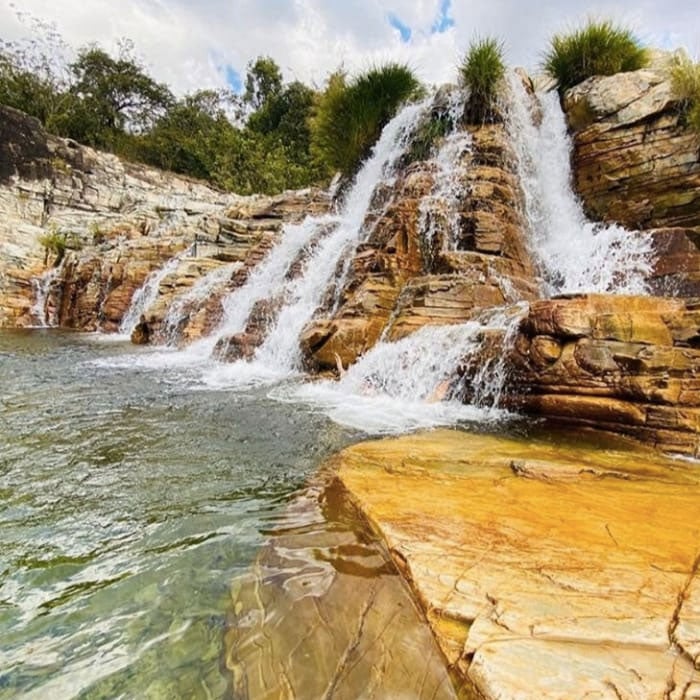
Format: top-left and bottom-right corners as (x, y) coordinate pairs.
(543, 19), (649, 94)
(310, 63), (421, 176)
(459, 37), (506, 123)
(669, 52), (700, 135)
(38, 228), (67, 266)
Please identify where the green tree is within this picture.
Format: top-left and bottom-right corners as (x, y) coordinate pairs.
(68, 41), (173, 146)
(244, 56), (282, 111)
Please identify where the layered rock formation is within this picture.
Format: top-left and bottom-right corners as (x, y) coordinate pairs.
(508, 294), (700, 456)
(333, 429), (700, 699)
(564, 63), (700, 296)
(0, 104), (328, 332)
(300, 113), (539, 371)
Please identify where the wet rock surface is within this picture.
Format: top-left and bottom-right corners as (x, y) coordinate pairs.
(333, 429), (700, 699)
(300, 121), (539, 371)
(224, 481), (461, 699)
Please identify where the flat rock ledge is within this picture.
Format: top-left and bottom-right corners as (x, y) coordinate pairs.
(332, 429), (700, 699)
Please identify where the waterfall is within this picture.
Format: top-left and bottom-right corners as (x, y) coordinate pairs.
(197, 98), (429, 381)
(193, 215), (340, 358)
(275, 306), (526, 434)
(418, 89), (472, 257)
(30, 264), (62, 328)
(160, 262), (242, 345)
(505, 73), (654, 296)
(118, 245), (193, 336)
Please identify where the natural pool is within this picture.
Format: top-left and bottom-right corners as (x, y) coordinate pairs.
(0, 330), (364, 698)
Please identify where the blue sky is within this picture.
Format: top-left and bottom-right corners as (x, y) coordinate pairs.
(1, 0), (698, 95)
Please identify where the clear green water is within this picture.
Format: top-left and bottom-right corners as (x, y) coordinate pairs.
(0, 330), (355, 699)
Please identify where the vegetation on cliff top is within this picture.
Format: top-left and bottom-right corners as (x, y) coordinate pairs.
(459, 37), (506, 123)
(669, 53), (700, 135)
(543, 19), (649, 93)
(0, 21), (422, 194)
(310, 63), (421, 176)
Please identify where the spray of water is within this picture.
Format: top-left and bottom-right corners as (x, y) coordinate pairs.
(30, 264), (63, 327)
(505, 73), (654, 295)
(418, 89), (472, 259)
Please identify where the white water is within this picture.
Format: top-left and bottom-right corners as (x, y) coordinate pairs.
(418, 89), (472, 257)
(275, 306), (525, 434)
(30, 265), (62, 327)
(506, 73), (654, 296)
(160, 262), (242, 345)
(189, 215), (339, 359)
(195, 99), (429, 384)
(118, 246), (193, 336)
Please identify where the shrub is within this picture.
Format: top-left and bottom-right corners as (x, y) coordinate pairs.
(543, 19), (649, 93)
(38, 228), (67, 266)
(669, 52), (700, 134)
(459, 37), (506, 123)
(310, 63), (421, 176)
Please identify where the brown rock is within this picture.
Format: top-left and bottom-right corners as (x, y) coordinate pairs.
(333, 429), (700, 699)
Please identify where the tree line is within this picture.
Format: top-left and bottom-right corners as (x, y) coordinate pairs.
(0, 25), (420, 194)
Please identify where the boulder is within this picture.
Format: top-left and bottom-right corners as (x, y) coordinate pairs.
(564, 65), (700, 230)
(509, 294), (700, 455)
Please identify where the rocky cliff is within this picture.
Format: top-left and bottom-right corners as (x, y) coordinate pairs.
(564, 62), (700, 296)
(0, 104), (328, 331)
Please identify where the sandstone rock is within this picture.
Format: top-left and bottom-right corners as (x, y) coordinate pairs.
(0, 105), (330, 335)
(224, 482), (459, 699)
(510, 294), (700, 455)
(300, 120), (539, 371)
(564, 67), (700, 230)
(333, 429), (700, 699)
(130, 315), (151, 345)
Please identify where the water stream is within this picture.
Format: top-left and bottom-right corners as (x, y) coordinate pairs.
(12, 75), (666, 698)
(505, 73), (654, 296)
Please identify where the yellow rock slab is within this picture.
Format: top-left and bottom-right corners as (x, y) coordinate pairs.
(333, 429), (700, 699)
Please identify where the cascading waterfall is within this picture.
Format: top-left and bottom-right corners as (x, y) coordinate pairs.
(30, 263), (63, 327)
(505, 73), (654, 295)
(191, 214), (340, 358)
(160, 261), (242, 345)
(255, 99), (429, 372)
(418, 89), (472, 257)
(278, 306), (527, 434)
(118, 245), (193, 336)
(199, 99), (429, 384)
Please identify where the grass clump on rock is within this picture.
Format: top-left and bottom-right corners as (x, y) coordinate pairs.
(543, 19), (649, 94)
(310, 63), (421, 177)
(669, 52), (700, 134)
(459, 37), (506, 123)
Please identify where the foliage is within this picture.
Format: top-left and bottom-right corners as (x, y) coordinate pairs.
(67, 42), (174, 147)
(459, 37), (506, 123)
(543, 19), (649, 93)
(310, 63), (421, 176)
(38, 226), (81, 266)
(244, 56), (283, 111)
(669, 52), (700, 134)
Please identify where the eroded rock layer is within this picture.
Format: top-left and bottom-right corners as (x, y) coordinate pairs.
(333, 429), (700, 699)
(0, 104), (329, 331)
(509, 294), (700, 456)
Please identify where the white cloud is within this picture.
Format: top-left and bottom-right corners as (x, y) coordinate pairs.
(0, 0), (698, 96)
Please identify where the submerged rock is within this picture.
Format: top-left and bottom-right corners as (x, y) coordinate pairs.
(333, 429), (700, 699)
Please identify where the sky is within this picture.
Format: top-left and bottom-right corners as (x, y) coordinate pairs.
(1, 0), (698, 96)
